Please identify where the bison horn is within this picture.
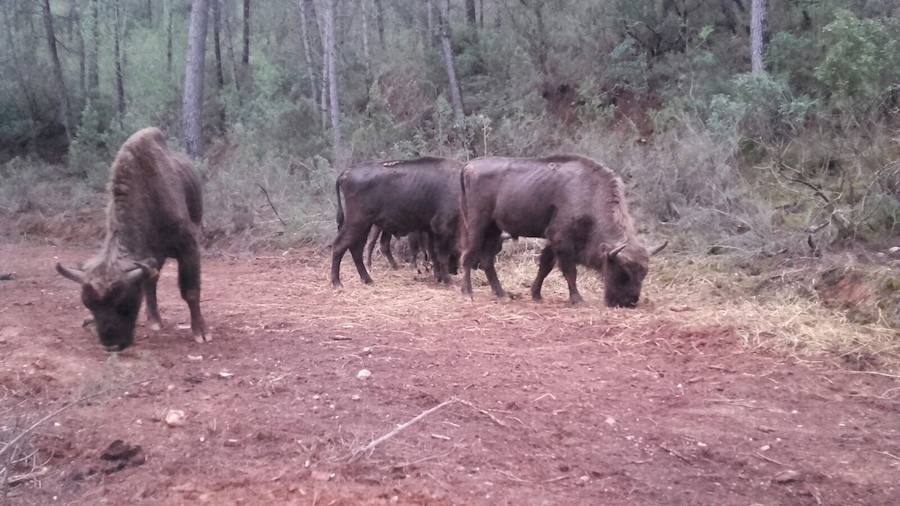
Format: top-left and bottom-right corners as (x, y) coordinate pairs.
(649, 240), (668, 256)
(124, 261), (159, 283)
(608, 243), (628, 259)
(56, 263), (87, 284)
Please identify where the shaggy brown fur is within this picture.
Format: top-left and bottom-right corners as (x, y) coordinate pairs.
(56, 127), (209, 351)
(459, 155), (666, 307)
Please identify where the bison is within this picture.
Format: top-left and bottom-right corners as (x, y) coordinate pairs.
(459, 155), (666, 307)
(364, 226), (431, 272)
(56, 127), (209, 351)
(331, 157), (463, 287)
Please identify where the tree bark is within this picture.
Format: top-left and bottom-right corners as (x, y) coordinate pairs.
(750, 0), (766, 73)
(241, 0), (250, 78)
(314, 1), (329, 128)
(4, 5), (40, 151)
(72, 0), (86, 100)
(373, 0), (385, 49)
(299, 0), (318, 108)
(325, 0), (342, 164)
(166, 0), (173, 79)
(41, 0), (71, 143)
(89, 0), (100, 92)
(114, 0), (126, 126)
(212, 0), (225, 89)
(426, 0), (434, 47)
(465, 0), (477, 29)
(182, 0), (209, 158)
(437, 0), (464, 125)
(222, 0), (240, 92)
(361, 0), (371, 84)
(146, 0), (152, 24)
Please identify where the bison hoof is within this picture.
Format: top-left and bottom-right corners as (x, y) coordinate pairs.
(569, 295), (584, 305)
(531, 292), (543, 301)
(149, 321), (162, 332)
(332, 281), (343, 289)
(194, 332), (212, 344)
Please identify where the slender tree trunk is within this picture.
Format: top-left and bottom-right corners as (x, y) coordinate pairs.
(73, 0), (86, 101)
(465, 0), (477, 29)
(479, 0), (483, 29)
(299, 0), (318, 109)
(164, 0), (173, 79)
(146, 0), (152, 24)
(750, 0), (766, 74)
(182, 0), (209, 158)
(114, 0), (126, 126)
(426, 0), (434, 47)
(437, 0), (464, 125)
(314, 1), (329, 128)
(212, 0), (226, 128)
(373, 0), (385, 49)
(320, 0), (342, 164)
(361, 0), (371, 85)
(4, 6), (40, 151)
(41, 0), (71, 143)
(241, 0), (250, 80)
(223, 0), (240, 93)
(89, 0), (100, 92)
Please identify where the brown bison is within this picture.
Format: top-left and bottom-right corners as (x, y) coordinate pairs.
(459, 155), (666, 307)
(56, 128), (209, 351)
(331, 157), (463, 287)
(364, 226), (430, 271)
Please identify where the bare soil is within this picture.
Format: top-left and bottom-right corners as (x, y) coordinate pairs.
(1, 244), (899, 505)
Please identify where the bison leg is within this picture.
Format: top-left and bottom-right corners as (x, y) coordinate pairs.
(365, 226), (380, 268)
(380, 232), (399, 270)
(144, 258), (166, 330)
(177, 250), (210, 343)
(332, 225), (372, 287)
(481, 231), (506, 298)
(530, 246), (556, 301)
(349, 236), (374, 284)
(557, 253), (583, 304)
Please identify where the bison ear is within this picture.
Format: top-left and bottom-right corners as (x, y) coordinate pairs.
(607, 243), (627, 260)
(649, 240), (668, 256)
(56, 263), (87, 284)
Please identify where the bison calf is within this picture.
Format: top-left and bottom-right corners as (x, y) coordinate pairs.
(56, 127), (209, 351)
(459, 155), (666, 307)
(331, 157), (463, 287)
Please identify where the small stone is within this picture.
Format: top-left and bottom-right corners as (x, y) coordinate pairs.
(311, 470), (333, 481)
(312, 394), (321, 400)
(224, 439), (240, 447)
(356, 369), (372, 380)
(888, 246), (900, 256)
(362, 346), (372, 354)
(218, 371), (234, 378)
(187, 355), (203, 362)
(351, 394), (361, 401)
(773, 470), (800, 484)
(759, 444), (771, 452)
(604, 416), (616, 426)
(165, 409), (186, 427)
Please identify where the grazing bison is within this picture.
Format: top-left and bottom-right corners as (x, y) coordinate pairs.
(331, 157), (463, 287)
(56, 127), (209, 351)
(364, 226), (431, 271)
(459, 155), (666, 307)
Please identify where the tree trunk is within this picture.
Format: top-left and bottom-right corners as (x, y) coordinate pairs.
(212, 0), (226, 128)
(72, 0), (86, 100)
(319, 0), (342, 164)
(437, 0), (464, 125)
(4, 6), (40, 151)
(146, 0), (152, 24)
(426, 0), (434, 47)
(41, 0), (71, 143)
(750, 0), (766, 74)
(373, 0), (385, 49)
(299, 0), (318, 108)
(222, 0), (240, 93)
(361, 0), (371, 84)
(465, 0), (477, 29)
(165, 0), (173, 79)
(182, 0), (209, 158)
(89, 0), (100, 93)
(114, 0), (126, 127)
(241, 0), (250, 79)
(314, 1), (329, 128)
(479, 0), (484, 29)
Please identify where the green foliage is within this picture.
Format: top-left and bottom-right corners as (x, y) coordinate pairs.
(815, 10), (900, 111)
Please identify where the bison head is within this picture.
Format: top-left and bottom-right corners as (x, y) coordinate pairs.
(601, 241), (667, 308)
(56, 260), (158, 351)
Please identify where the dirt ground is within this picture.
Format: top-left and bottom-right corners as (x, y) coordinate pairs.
(1, 243), (899, 505)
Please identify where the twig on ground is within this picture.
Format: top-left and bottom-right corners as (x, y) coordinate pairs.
(839, 370), (900, 380)
(874, 450), (900, 462)
(7, 466), (49, 486)
(257, 183), (288, 227)
(348, 398), (458, 462)
(454, 398), (508, 427)
(753, 452), (788, 467)
(657, 443), (692, 464)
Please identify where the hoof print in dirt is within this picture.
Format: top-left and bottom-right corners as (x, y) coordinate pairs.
(99, 439), (146, 474)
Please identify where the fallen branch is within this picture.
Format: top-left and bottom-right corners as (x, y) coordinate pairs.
(874, 450), (900, 462)
(348, 398), (458, 462)
(839, 370), (900, 380)
(7, 466), (49, 486)
(257, 183), (288, 227)
(455, 398), (508, 427)
(657, 443), (691, 464)
(753, 452), (788, 467)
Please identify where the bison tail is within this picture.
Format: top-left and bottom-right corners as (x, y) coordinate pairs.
(335, 176), (344, 229)
(459, 166), (469, 231)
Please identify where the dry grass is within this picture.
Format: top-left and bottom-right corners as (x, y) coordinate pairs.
(234, 241), (900, 373)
